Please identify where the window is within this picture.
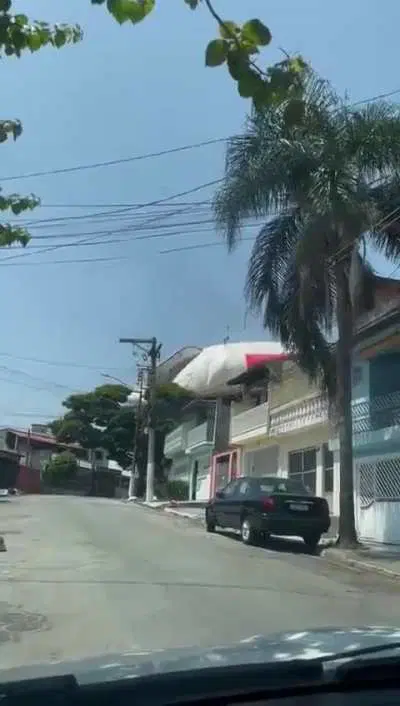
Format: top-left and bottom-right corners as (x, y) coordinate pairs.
(288, 448), (316, 494)
(258, 477), (309, 495)
(222, 480), (239, 497)
(369, 353), (400, 430)
(322, 443), (334, 493)
(238, 480), (251, 496)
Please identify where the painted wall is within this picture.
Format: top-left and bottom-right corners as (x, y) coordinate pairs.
(269, 362), (315, 409)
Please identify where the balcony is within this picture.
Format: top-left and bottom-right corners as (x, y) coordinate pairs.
(352, 391), (400, 452)
(186, 419), (214, 453)
(230, 403), (269, 444)
(269, 394), (328, 436)
(164, 424), (187, 456)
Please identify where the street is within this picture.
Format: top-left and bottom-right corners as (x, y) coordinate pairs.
(0, 495), (398, 671)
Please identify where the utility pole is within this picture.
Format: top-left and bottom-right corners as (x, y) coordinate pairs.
(119, 337), (162, 502)
(128, 367), (145, 498)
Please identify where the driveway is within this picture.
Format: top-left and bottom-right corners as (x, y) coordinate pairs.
(0, 495), (398, 670)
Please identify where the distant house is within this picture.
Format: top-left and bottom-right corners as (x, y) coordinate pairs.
(0, 427), (109, 493)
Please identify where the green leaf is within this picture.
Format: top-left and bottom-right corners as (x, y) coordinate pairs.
(54, 29), (67, 48)
(205, 38), (228, 67)
(219, 21), (239, 40)
(226, 48), (248, 80)
(237, 68), (264, 99)
(241, 19), (272, 47)
(107, 0), (154, 24)
(0, 0), (11, 12)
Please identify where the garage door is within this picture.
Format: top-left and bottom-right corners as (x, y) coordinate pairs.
(244, 446), (279, 477)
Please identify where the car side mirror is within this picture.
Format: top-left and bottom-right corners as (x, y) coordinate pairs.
(215, 490), (224, 499)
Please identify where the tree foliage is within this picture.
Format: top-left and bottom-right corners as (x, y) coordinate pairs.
(51, 382), (193, 495)
(0, 0), (82, 248)
(92, 0), (308, 114)
(42, 451), (79, 487)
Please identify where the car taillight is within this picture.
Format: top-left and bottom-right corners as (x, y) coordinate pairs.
(262, 497), (275, 511)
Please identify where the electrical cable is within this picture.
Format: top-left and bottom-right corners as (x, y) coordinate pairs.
(0, 178), (223, 264)
(0, 137), (229, 182)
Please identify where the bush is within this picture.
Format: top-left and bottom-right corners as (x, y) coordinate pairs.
(166, 479), (189, 501)
(42, 451), (79, 487)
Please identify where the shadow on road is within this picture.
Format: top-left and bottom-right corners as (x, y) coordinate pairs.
(215, 530), (325, 557)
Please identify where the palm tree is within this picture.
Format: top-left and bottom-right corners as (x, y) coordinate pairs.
(214, 72), (400, 547)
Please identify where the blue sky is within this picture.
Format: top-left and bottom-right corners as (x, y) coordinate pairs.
(0, 0), (398, 427)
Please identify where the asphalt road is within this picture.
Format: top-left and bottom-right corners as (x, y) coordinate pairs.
(0, 495), (398, 670)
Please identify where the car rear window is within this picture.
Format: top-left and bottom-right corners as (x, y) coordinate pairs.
(258, 478), (310, 495)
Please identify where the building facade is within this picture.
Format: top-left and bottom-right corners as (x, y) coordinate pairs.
(164, 401), (217, 500)
(350, 301), (400, 545)
(225, 360), (338, 525)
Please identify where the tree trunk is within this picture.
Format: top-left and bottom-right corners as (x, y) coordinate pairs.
(335, 260), (358, 547)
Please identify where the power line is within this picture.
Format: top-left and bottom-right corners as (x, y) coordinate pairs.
(0, 351), (134, 372)
(35, 200), (213, 209)
(0, 364), (75, 393)
(0, 224), (260, 265)
(0, 179), (223, 264)
(1, 86), (399, 185)
(0, 137), (228, 182)
(12, 202), (211, 229)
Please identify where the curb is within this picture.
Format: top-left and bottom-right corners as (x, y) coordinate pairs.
(164, 508), (205, 525)
(321, 547), (400, 578)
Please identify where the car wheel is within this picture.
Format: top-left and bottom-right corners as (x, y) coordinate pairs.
(303, 533), (321, 553)
(205, 510), (216, 533)
(240, 517), (256, 545)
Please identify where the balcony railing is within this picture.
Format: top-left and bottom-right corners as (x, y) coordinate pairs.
(230, 403), (269, 443)
(186, 418), (214, 450)
(352, 391), (400, 443)
(269, 394), (328, 436)
(164, 424), (187, 456)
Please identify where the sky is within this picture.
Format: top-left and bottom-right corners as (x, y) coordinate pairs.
(0, 0), (398, 428)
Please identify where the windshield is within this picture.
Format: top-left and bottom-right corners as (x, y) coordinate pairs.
(258, 477), (311, 495)
(0, 0), (399, 683)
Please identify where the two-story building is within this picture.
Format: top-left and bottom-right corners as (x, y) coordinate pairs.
(212, 358), (337, 527)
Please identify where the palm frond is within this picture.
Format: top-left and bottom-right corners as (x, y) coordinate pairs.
(369, 175), (400, 260)
(345, 102), (400, 179)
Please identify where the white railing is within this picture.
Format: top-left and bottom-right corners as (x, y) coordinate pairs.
(269, 394), (328, 436)
(186, 420), (213, 450)
(230, 403), (269, 442)
(164, 424), (187, 456)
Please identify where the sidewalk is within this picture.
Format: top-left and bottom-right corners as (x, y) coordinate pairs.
(322, 544), (400, 578)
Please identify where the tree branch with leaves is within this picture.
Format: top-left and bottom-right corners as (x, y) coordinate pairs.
(91, 0), (308, 114)
(0, 0), (82, 247)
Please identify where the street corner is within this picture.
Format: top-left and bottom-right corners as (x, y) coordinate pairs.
(321, 544), (400, 579)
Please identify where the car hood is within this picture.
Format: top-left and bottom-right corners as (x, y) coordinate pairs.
(1, 626), (400, 685)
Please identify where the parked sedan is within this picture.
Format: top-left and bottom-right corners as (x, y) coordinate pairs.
(205, 476), (330, 551)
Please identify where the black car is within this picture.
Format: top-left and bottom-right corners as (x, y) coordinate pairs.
(205, 475), (330, 551)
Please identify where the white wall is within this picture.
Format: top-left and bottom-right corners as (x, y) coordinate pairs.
(239, 423), (338, 514)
